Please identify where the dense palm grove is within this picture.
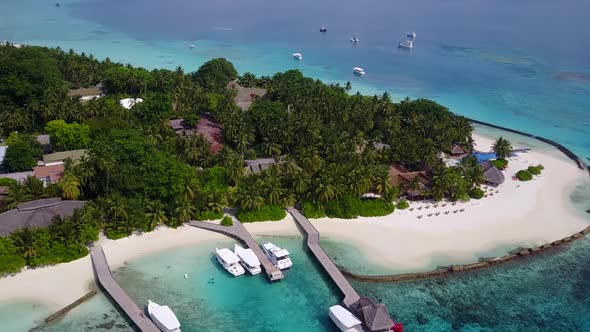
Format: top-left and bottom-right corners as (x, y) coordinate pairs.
(0, 45), (478, 274)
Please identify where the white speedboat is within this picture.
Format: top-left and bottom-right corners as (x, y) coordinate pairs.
(262, 242), (292, 270)
(320, 25), (327, 32)
(234, 244), (262, 275)
(353, 67), (366, 75)
(293, 52), (303, 60)
(398, 40), (414, 49)
(147, 300), (181, 332)
(215, 248), (245, 276)
(328, 305), (363, 332)
(350, 36), (359, 43)
(406, 32), (416, 38)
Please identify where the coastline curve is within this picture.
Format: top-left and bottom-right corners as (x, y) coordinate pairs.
(337, 119), (590, 283)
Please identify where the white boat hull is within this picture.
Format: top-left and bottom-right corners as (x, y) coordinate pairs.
(147, 300), (181, 332)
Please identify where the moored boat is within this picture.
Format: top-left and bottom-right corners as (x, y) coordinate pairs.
(328, 305), (363, 332)
(350, 35), (359, 43)
(398, 40), (414, 49)
(293, 52), (303, 60)
(353, 67), (366, 75)
(234, 244), (262, 275)
(147, 300), (181, 332)
(262, 242), (292, 270)
(406, 32), (416, 38)
(216, 248), (245, 277)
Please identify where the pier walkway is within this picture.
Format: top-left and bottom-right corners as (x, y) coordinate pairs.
(286, 207), (361, 307)
(90, 246), (160, 332)
(188, 220), (284, 281)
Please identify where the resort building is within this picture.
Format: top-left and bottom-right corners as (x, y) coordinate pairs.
(244, 158), (278, 175)
(119, 98), (143, 110)
(169, 115), (225, 154)
(349, 297), (395, 332)
(227, 80), (267, 111)
(36, 134), (51, 153)
(389, 163), (433, 200)
(0, 171), (34, 183)
(480, 161), (505, 186)
(33, 164), (65, 186)
(41, 149), (87, 166)
(0, 198), (85, 236)
(67, 84), (105, 102)
(450, 144), (469, 157)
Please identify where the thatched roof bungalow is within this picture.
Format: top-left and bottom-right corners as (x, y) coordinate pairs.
(0, 198), (85, 236)
(349, 297), (395, 332)
(480, 161), (505, 186)
(389, 163), (432, 199)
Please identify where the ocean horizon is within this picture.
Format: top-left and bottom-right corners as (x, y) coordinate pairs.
(1, 0), (589, 159)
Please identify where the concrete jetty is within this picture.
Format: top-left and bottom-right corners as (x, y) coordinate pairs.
(90, 246), (160, 332)
(188, 220), (284, 281)
(286, 207), (361, 307)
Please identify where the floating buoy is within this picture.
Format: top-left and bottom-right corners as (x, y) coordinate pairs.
(184, 274), (188, 279)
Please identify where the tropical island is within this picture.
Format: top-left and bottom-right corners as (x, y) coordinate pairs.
(0, 44), (588, 329)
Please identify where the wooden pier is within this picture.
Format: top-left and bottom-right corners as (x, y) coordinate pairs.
(188, 220), (284, 281)
(286, 207), (361, 307)
(90, 246), (160, 332)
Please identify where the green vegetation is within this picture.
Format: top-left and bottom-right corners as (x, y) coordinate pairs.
(527, 165), (542, 175)
(0, 45), (482, 273)
(45, 120), (91, 151)
(195, 210), (224, 221)
(516, 170), (533, 181)
(396, 200), (410, 210)
(322, 195), (395, 219)
(237, 205), (286, 223)
(490, 158), (508, 170)
(220, 216), (233, 226)
(469, 187), (485, 199)
(492, 137), (512, 160)
(0, 209), (99, 275)
(2, 133), (43, 172)
(301, 201), (327, 219)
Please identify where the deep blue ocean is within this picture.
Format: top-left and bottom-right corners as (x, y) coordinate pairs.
(1, 0), (590, 331)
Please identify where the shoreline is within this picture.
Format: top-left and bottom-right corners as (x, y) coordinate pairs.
(0, 122), (588, 322)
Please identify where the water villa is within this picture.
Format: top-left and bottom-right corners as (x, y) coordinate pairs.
(0, 198), (85, 236)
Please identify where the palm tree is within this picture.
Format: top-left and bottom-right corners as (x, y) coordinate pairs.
(492, 137), (512, 160)
(175, 200), (196, 223)
(99, 158), (115, 193)
(145, 201), (168, 231)
(23, 176), (44, 199)
(373, 171), (392, 196)
(237, 189), (264, 211)
(6, 182), (31, 209)
(12, 228), (36, 265)
(263, 142), (282, 159)
(59, 173), (81, 200)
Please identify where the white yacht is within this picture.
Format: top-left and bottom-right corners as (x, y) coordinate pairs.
(350, 35), (359, 43)
(320, 25), (328, 32)
(215, 248), (245, 277)
(328, 305), (363, 332)
(293, 52), (303, 60)
(234, 244), (262, 275)
(262, 242), (292, 270)
(353, 67), (366, 75)
(398, 40), (414, 49)
(406, 32), (416, 38)
(147, 300), (181, 332)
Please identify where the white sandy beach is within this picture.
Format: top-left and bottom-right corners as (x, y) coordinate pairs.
(312, 132), (590, 273)
(0, 217), (301, 313)
(0, 129), (588, 315)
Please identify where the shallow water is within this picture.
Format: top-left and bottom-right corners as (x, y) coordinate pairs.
(38, 236), (340, 332)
